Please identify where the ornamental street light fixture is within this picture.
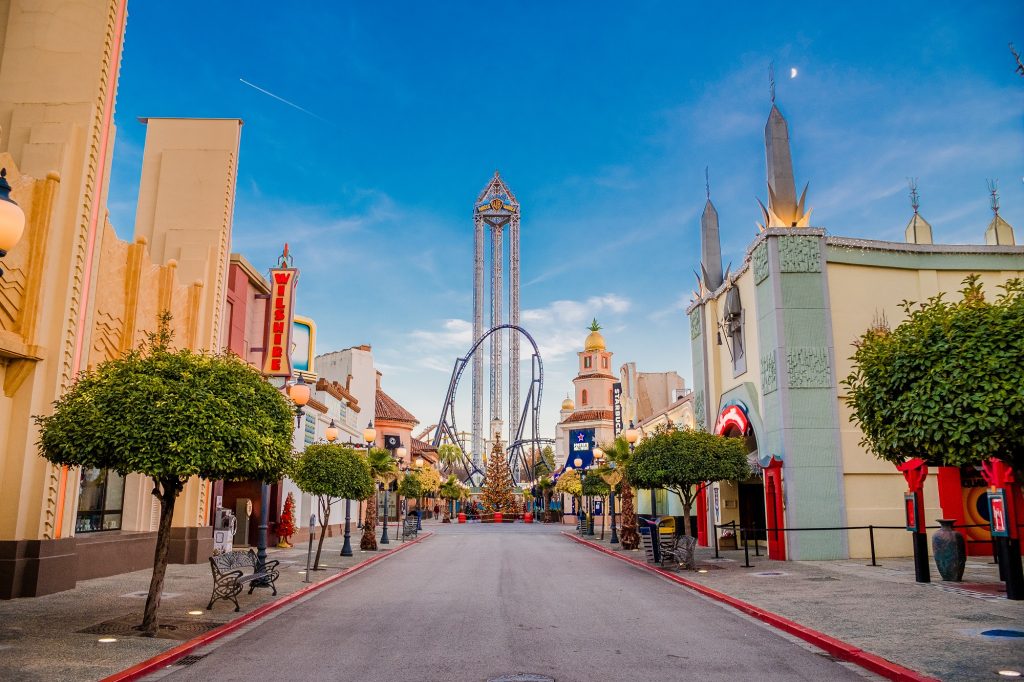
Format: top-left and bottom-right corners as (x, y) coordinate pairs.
(593, 447), (605, 538)
(573, 456), (585, 533)
(288, 375), (310, 428)
(624, 419), (654, 518)
(363, 420), (376, 445)
(326, 419), (339, 443)
(0, 168), (26, 279)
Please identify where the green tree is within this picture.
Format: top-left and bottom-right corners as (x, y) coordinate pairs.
(361, 448), (397, 551)
(291, 443), (374, 569)
(533, 445), (556, 478)
(35, 317), (293, 634)
(843, 276), (1024, 474)
(397, 470), (424, 500)
(628, 429), (749, 538)
(582, 470), (611, 497)
(554, 468), (582, 514)
(439, 474), (462, 521)
(437, 443), (463, 473)
(602, 437), (639, 549)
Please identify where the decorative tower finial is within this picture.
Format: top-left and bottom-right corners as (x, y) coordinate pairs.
(588, 318), (601, 332)
(769, 61), (776, 104)
(277, 243), (294, 268)
(700, 170), (724, 291)
(904, 178), (932, 245)
(984, 178), (1016, 246)
(758, 92), (812, 230)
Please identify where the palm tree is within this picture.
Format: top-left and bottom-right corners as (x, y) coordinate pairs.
(361, 448), (398, 551)
(603, 437), (640, 549)
(436, 443), (463, 475)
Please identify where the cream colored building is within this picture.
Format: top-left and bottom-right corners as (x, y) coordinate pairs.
(688, 97), (1023, 561)
(0, 0), (241, 597)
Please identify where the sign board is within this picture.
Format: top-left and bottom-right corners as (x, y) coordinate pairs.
(989, 490), (1009, 538)
(567, 428), (595, 469)
(713, 485), (721, 524)
(904, 492), (920, 532)
(612, 382), (623, 435)
(263, 267), (298, 376)
(383, 434), (402, 451)
(291, 315), (316, 375)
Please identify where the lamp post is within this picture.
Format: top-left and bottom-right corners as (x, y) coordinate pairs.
(381, 444), (406, 545)
(288, 375), (311, 429)
(593, 447), (605, 537)
(360, 422), (376, 531)
(0, 168), (26, 279)
(414, 456), (424, 530)
(574, 456), (585, 532)
(624, 420), (650, 516)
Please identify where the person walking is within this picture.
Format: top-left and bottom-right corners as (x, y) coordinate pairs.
(433, 502), (440, 521)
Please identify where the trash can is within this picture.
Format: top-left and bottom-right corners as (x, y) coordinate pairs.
(524, 512), (533, 524)
(458, 512), (466, 524)
(494, 512), (503, 523)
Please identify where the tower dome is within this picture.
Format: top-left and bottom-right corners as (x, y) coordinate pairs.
(584, 318), (606, 352)
(561, 395), (575, 411)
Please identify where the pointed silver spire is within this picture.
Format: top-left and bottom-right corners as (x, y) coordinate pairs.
(759, 91), (812, 229)
(985, 180), (1016, 246)
(904, 178), (933, 244)
(701, 167), (724, 291)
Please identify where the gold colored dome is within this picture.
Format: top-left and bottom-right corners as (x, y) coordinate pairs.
(584, 318), (606, 351)
(561, 396), (575, 410)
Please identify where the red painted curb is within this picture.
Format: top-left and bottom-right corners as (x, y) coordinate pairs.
(102, 532), (433, 682)
(563, 532), (938, 682)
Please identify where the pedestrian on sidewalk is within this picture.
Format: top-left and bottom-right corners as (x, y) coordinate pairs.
(433, 503), (440, 520)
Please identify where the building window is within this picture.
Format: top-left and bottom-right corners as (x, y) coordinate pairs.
(601, 357), (608, 369)
(581, 389), (588, 406)
(584, 357), (592, 369)
(76, 468), (125, 532)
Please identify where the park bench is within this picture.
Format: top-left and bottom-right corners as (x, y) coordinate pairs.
(661, 534), (698, 570)
(402, 517), (418, 540)
(207, 549), (280, 612)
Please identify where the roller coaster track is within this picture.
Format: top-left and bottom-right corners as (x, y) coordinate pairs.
(431, 324), (544, 483)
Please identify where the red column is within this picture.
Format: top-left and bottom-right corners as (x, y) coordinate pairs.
(764, 458), (786, 560)
(897, 458), (930, 583)
(696, 484), (708, 546)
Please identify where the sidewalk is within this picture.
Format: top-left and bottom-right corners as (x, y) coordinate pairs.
(0, 525), (425, 682)
(567, 528), (1024, 681)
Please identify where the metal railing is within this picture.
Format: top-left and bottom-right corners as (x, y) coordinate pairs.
(711, 520), (997, 568)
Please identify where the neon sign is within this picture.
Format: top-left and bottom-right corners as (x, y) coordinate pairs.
(714, 403), (750, 436)
(263, 267), (297, 376)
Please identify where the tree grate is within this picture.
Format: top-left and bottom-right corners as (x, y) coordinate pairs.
(173, 655), (208, 666)
(78, 614), (222, 641)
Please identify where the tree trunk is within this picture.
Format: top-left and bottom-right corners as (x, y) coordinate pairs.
(361, 490), (378, 551)
(140, 477), (181, 635)
(314, 498), (330, 568)
(619, 483), (640, 550)
(682, 501), (692, 538)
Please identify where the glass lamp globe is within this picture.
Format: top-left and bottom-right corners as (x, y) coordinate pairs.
(593, 447), (605, 461)
(415, 456), (424, 469)
(288, 376), (310, 407)
(325, 420), (339, 443)
(396, 446), (408, 461)
(363, 421), (376, 444)
(573, 457), (583, 468)
(624, 421), (640, 444)
(0, 169), (26, 254)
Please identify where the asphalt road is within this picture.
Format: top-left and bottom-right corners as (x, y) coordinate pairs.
(162, 523), (872, 682)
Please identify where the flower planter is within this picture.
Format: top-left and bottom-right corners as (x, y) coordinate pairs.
(932, 519), (966, 581)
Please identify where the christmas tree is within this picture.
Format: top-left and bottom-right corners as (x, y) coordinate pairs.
(276, 492), (297, 548)
(480, 434), (516, 514)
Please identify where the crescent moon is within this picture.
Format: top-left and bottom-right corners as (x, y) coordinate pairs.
(790, 67), (798, 79)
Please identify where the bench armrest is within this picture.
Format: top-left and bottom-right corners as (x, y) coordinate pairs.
(214, 568), (244, 584)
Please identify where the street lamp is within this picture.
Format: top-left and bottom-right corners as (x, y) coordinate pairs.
(381, 444), (406, 545)
(624, 420), (653, 517)
(413, 455), (424, 530)
(325, 419), (339, 443)
(593, 447), (605, 537)
(574, 456), (585, 532)
(0, 168), (26, 279)
(288, 375), (310, 428)
(363, 420), (376, 445)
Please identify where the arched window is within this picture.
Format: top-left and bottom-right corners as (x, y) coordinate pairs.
(581, 389), (588, 406)
(601, 357), (608, 369)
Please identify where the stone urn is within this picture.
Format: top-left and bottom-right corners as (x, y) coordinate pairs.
(932, 519), (966, 582)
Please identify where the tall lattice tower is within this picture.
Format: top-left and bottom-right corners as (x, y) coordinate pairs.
(472, 172), (520, 470)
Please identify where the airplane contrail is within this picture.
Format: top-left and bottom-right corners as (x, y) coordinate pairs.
(239, 78), (328, 122)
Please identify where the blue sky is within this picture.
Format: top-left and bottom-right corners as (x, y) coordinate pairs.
(107, 1), (1023, 438)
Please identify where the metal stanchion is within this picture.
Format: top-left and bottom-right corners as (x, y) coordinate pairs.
(304, 513), (316, 583)
(742, 529), (752, 568)
(754, 529), (761, 557)
(868, 525), (877, 566)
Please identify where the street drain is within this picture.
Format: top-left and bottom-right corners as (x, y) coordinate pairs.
(173, 654), (208, 666)
(981, 629), (1024, 639)
(753, 571), (786, 577)
(806, 576), (839, 581)
(487, 675), (555, 682)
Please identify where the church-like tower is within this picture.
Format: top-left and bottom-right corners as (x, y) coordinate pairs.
(472, 172), (521, 467)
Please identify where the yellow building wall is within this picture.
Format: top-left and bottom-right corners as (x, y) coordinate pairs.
(828, 259), (1024, 558)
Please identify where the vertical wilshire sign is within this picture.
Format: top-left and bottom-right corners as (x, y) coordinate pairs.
(263, 245), (298, 376)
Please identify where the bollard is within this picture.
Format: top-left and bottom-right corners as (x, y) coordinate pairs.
(304, 513), (316, 583)
(869, 525), (877, 567)
(742, 530), (752, 568)
(754, 530), (761, 557)
(713, 524), (720, 559)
